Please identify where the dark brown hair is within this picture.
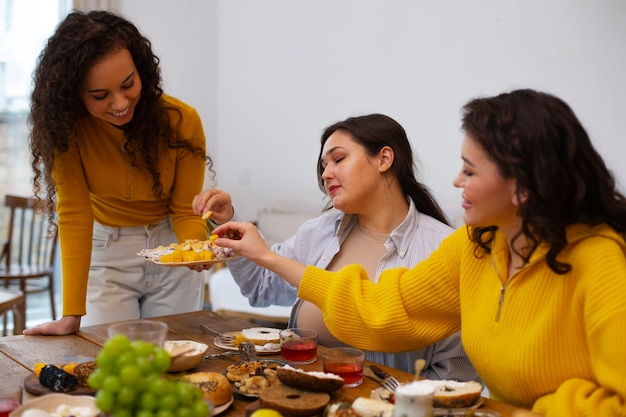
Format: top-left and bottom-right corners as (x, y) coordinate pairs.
(462, 89), (626, 273)
(316, 113), (450, 226)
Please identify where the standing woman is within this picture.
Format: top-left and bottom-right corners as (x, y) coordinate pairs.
(24, 10), (212, 335)
(194, 114), (479, 381)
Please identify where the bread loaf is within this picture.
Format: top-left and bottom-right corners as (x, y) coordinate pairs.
(181, 371), (233, 406)
(277, 365), (344, 392)
(259, 385), (330, 417)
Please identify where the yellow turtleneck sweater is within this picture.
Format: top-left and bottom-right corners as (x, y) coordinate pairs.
(298, 224), (626, 416)
(53, 95), (208, 316)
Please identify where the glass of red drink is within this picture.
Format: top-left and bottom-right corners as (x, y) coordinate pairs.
(321, 347), (365, 387)
(280, 328), (318, 364)
(0, 398), (20, 417)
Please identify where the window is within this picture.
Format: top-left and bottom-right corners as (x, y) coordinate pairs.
(0, 0), (69, 231)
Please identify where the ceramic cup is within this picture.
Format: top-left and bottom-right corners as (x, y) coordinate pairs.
(107, 320), (168, 347)
(321, 347), (365, 387)
(279, 328), (318, 364)
(393, 381), (436, 417)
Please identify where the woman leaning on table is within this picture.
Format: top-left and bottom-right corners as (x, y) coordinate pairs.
(212, 89), (626, 416)
(24, 10), (213, 336)
(194, 113), (480, 381)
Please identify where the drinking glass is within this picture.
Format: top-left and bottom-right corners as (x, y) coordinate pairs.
(279, 328), (318, 364)
(0, 398), (20, 417)
(321, 347), (365, 387)
(107, 320), (168, 347)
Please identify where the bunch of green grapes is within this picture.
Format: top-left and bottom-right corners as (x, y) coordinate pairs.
(88, 334), (210, 417)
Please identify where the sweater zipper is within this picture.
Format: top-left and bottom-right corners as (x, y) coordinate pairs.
(490, 254), (518, 323)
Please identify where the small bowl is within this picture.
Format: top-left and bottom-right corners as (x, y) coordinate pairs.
(164, 340), (209, 373)
(9, 394), (99, 417)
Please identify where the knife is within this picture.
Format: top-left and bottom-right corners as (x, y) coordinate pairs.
(370, 365), (391, 381)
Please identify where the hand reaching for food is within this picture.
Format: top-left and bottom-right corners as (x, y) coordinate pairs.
(212, 221), (307, 287)
(211, 221), (272, 263)
(192, 189), (234, 224)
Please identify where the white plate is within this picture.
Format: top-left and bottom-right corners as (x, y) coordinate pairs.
(213, 331), (281, 355)
(211, 396), (234, 416)
(10, 394), (99, 417)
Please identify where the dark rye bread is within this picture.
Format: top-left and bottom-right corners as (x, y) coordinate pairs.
(259, 385), (330, 417)
(276, 366), (344, 393)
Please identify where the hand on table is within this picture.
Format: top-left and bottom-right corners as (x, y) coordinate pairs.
(22, 315), (81, 336)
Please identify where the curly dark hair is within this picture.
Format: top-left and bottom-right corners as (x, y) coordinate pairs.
(462, 89), (626, 274)
(316, 113), (450, 226)
(29, 10), (214, 221)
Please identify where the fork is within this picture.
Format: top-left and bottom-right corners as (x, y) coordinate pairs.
(204, 351), (240, 359)
(370, 365), (401, 392)
(199, 324), (237, 346)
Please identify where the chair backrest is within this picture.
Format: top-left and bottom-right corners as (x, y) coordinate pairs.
(1, 194), (57, 274)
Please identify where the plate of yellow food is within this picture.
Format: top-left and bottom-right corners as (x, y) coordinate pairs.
(137, 232), (241, 266)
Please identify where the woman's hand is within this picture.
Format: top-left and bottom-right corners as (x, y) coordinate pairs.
(212, 221), (272, 263)
(212, 221), (306, 287)
(192, 189), (234, 225)
(22, 315), (81, 336)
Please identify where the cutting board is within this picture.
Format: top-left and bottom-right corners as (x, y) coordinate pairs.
(23, 373), (96, 396)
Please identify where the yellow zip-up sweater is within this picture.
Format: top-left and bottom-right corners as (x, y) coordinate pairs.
(53, 95), (208, 316)
(299, 224), (626, 416)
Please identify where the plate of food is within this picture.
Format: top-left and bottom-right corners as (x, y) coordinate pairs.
(213, 327), (282, 355)
(223, 360), (287, 399)
(24, 361), (97, 396)
(370, 379), (484, 410)
(137, 232), (241, 267)
(180, 372), (234, 415)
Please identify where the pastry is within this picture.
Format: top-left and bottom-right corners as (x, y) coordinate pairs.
(181, 371), (233, 406)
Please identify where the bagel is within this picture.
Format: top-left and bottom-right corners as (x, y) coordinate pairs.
(432, 380), (483, 408)
(241, 327), (281, 345)
(396, 380), (483, 408)
(277, 365), (344, 393)
(181, 371), (233, 406)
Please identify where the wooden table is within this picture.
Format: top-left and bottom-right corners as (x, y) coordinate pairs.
(0, 310), (537, 416)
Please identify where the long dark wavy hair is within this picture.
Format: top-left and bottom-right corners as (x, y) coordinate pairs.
(29, 10), (214, 221)
(316, 113), (450, 226)
(462, 89), (626, 274)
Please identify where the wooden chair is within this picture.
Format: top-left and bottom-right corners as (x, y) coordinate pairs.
(0, 194), (58, 325)
(0, 289), (25, 336)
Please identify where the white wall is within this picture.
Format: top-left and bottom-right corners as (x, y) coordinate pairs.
(117, 0), (626, 223)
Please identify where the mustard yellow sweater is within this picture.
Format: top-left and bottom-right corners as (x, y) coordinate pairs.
(299, 224), (626, 416)
(53, 95), (208, 316)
